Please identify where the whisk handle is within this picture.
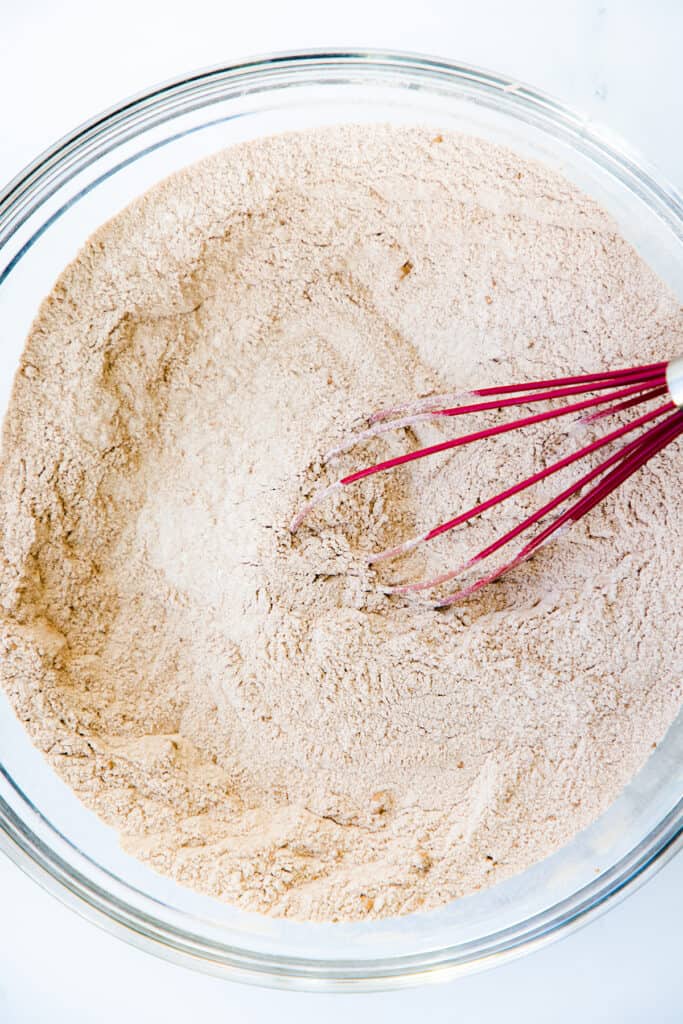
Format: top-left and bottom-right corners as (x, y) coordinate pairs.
(666, 356), (683, 408)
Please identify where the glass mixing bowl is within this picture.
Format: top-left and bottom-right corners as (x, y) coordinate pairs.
(0, 50), (681, 991)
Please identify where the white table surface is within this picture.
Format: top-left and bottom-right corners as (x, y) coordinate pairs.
(0, 2), (681, 1020)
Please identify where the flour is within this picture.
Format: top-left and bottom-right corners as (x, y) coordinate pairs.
(1, 125), (681, 922)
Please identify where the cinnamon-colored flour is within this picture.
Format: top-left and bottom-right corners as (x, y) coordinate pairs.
(1, 126), (681, 921)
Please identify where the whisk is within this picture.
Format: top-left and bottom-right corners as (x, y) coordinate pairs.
(290, 356), (683, 607)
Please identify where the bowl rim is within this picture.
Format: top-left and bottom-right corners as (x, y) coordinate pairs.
(0, 48), (681, 991)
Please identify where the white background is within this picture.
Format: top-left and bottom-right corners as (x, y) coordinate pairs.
(0, 2), (681, 1020)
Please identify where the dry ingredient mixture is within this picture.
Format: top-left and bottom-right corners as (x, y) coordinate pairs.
(1, 126), (682, 922)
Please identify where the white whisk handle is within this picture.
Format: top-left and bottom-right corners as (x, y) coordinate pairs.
(666, 356), (683, 408)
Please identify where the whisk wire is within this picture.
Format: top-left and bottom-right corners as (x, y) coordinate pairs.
(366, 360), (668, 424)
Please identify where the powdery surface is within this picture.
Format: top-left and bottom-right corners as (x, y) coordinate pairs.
(1, 126), (681, 922)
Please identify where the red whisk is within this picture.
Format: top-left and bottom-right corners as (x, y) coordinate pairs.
(290, 356), (683, 607)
